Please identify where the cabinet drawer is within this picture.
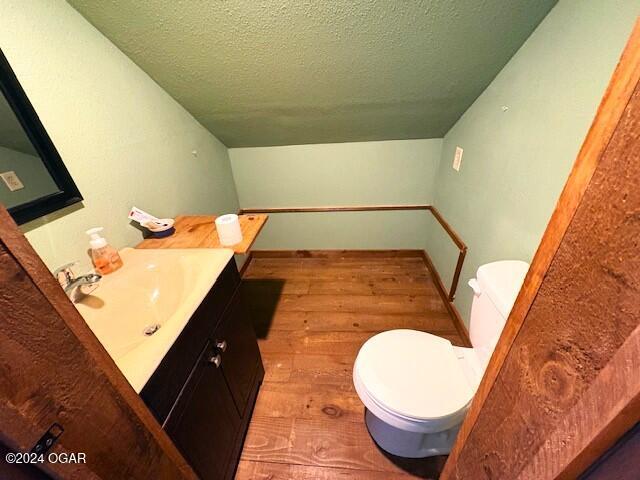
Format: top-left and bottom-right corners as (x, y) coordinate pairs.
(164, 341), (240, 480)
(141, 259), (239, 423)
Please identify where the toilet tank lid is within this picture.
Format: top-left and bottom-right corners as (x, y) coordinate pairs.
(476, 260), (529, 319)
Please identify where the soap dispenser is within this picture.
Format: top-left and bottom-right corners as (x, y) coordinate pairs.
(86, 227), (123, 275)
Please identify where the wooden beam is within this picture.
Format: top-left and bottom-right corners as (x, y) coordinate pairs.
(442, 20), (640, 479)
(519, 325), (640, 479)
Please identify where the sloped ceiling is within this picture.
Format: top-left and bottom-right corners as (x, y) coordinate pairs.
(67, 0), (557, 147)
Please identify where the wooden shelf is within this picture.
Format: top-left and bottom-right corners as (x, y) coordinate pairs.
(136, 214), (268, 254)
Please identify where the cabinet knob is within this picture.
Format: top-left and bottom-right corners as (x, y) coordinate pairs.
(215, 340), (228, 352)
(208, 354), (222, 368)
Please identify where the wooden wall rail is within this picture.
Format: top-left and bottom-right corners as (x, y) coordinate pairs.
(239, 204), (467, 301)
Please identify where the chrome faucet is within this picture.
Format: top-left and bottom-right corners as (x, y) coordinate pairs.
(54, 262), (102, 303)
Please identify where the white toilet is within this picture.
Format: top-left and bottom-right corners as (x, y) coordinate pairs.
(353, 260), (529, 458)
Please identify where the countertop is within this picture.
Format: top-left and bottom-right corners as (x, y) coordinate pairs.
(136, 214), (268, 253)
(75, 247), (234, 393)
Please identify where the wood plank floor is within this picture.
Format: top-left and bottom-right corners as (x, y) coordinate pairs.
(236, 255), (464, 479)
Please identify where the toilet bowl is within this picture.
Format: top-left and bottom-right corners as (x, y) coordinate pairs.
(353, 260), (529, 458)
(353, 329), (481, 457)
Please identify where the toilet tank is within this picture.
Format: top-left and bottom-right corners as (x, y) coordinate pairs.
(467, 260), (529, 369)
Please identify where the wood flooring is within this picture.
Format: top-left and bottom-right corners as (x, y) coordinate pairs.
(236, 254), (465, 479)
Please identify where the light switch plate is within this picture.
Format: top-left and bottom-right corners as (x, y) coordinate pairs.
(1, 171), (25, 191)
(453, 147), (463, 171)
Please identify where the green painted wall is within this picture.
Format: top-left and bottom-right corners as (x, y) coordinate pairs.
(428, 0), (640, 326)
(229, 139), (441, 249)
(0, 0), (239, 271)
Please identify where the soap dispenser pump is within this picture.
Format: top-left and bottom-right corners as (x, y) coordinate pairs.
(86, 227), (123, 275)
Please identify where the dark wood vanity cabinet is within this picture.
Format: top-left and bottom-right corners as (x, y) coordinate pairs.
(141, 258), (264, 480)
(164, 341), (240, 480)
(215, 291), (262, 416)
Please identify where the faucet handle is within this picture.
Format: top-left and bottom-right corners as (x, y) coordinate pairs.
(53, 262), (78, 286)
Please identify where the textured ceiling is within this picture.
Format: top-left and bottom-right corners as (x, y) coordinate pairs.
(67, 0), (557, 147)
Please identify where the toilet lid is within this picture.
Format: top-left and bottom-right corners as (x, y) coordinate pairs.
(355, 330), (475, 420)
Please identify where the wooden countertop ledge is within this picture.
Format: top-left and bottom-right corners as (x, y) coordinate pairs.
(136, 214), (268, 254)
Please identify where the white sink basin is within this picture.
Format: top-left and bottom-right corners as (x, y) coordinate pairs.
(75, 247), (234, 392)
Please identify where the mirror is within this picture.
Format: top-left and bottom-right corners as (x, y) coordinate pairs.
(0, 49), (82, 225)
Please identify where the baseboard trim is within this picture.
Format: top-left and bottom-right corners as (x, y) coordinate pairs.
(420, 250), (472, 347)
(250, 249), (424, 258)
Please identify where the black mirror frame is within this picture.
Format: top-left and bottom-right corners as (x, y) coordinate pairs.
(0, 49), (82, 225)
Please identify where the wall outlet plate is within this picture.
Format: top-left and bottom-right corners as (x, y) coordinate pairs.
(1, 170), (25, 191)
(453, 147), (463, 171)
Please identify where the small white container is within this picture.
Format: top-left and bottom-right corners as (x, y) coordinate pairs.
(215, 214), (243, 246)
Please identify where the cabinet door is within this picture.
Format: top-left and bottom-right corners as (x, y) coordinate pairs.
(165, 342), (240, 480)
(215, 290), (261, 416)
(141, 259), (239, 423)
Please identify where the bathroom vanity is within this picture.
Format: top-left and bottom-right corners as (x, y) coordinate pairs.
(136, 215), (267, 480)
(136, 215), (268, 480)
(141, 256), (263, 480)
(73, 215), (268, 480)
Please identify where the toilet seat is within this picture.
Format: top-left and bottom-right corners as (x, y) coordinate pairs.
(354, 330), (476, 432)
